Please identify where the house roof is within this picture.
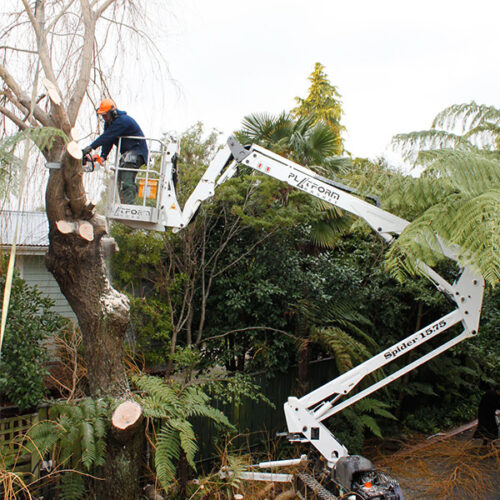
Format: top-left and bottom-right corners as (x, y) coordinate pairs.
(0, 210), (49, 254)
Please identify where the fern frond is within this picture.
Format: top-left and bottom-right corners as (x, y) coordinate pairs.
(309, 211), (353, 248)
(155, 423), (180, 491)
(355, 398), (397, 420)
(357, 414), (382, 438)
(93, 414), (107, 440)
(58, 472), (86, 500)
(311, 326), (372, 373)
(419, 149), (500, 196)
(26, 421), (59, 457)
(431, 102), (500, 134)
(386, 189), (499, 285)
(183, 386), (233, 428)
(94, 437), (106, 468)
(132, 374), (178, 410)
(136, 392), (178, 419)
(80, 421), (96, 471)
(447, 191), (500, 284)
(391, 130), (475, 163)
(170, 418), (198, 471)
(403, 382), (438, 397)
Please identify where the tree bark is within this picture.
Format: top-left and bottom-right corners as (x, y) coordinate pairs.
(44, 150), (142, 499)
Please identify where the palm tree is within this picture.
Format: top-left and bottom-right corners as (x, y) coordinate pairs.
(237, 112), (344, 169)
(237, 112), (353, 248)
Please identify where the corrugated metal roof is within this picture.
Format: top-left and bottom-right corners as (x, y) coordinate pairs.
(0, 211), (49, 248)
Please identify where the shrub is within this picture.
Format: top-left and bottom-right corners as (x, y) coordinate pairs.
(0, 270), (65, 410)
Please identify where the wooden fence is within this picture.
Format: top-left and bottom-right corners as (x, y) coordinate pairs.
(0, 406), (49, 487)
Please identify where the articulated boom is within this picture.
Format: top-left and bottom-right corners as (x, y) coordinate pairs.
(221, 137), (484, 468)
(106, 136), (484, 471)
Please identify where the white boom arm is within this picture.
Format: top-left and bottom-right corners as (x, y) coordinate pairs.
(170, 137), (485, 467)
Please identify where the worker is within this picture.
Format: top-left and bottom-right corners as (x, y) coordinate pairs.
(82, 99), (149, 204)
(473, 383), (500, 444)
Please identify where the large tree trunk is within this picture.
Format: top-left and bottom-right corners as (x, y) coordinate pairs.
(0, 1), (153, 497)
(44, 148), (143, 499)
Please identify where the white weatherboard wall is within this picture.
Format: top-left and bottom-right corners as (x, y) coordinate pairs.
(17, 254), (76, 320)
(1, 211), (76, 321)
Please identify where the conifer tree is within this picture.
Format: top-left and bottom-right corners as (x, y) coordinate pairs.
(293, 62), (346, 154)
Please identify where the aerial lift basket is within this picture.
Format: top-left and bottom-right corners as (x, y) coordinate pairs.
(105, 136), (180, 231)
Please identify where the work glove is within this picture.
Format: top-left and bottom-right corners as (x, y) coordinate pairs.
(82, 145), (92, 157)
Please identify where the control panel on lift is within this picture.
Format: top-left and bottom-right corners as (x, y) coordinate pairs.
(105, 136), (181, 231)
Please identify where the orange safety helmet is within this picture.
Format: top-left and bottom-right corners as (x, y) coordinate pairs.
(96, 98), (116, 115)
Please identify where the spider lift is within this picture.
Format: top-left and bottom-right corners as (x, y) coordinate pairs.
(103, 136), (484, 499)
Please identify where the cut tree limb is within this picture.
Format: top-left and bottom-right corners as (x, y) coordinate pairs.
(89, 213), (108, 236)
(112, 400), (143, 443)
(42, 77), (62, 105)
(56, 219), (94, 241)
(102, 237), (119, 257)
(67, 141), (82, 159)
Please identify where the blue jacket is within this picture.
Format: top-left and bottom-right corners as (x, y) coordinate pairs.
(90, 110), (148, 163)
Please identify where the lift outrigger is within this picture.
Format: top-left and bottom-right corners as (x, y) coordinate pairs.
(103, 135), (484, 499)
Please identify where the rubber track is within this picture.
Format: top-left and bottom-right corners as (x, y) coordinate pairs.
(298, 472), (338, 499)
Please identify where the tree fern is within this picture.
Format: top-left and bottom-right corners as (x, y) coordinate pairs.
(384, 104), (500, 286)
(385, 179), (499, 284)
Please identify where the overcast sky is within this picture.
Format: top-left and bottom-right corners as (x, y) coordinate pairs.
(124, 0), (499, 160)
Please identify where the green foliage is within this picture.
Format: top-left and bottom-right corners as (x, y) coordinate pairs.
(0, 268), (65, 410)
(387, 102), (500, 285)
(111, 123), (224, 365)
(236, 111), (353, 249)
(311, 326), (373, 374)
(57, 472), (87, 500)
(292, 62), (346, 154)
(133, 374), (233, 492)
(328, 398), (397, 453)
(431, 101), (500, 146)
(237, 112), (340, 167)
(207, 371), (275, 408)
(129, 296), (173, 365)
(27, 398), (110, 500)
(109, 105), (499, 463)
(402, 392), (480, 435)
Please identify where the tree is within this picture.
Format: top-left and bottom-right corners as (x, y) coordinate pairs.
(112, 123), (288, 374)
(238, 111), (342, 167)
(292, 62), (346, 155)
(0, 2), (160, 497)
